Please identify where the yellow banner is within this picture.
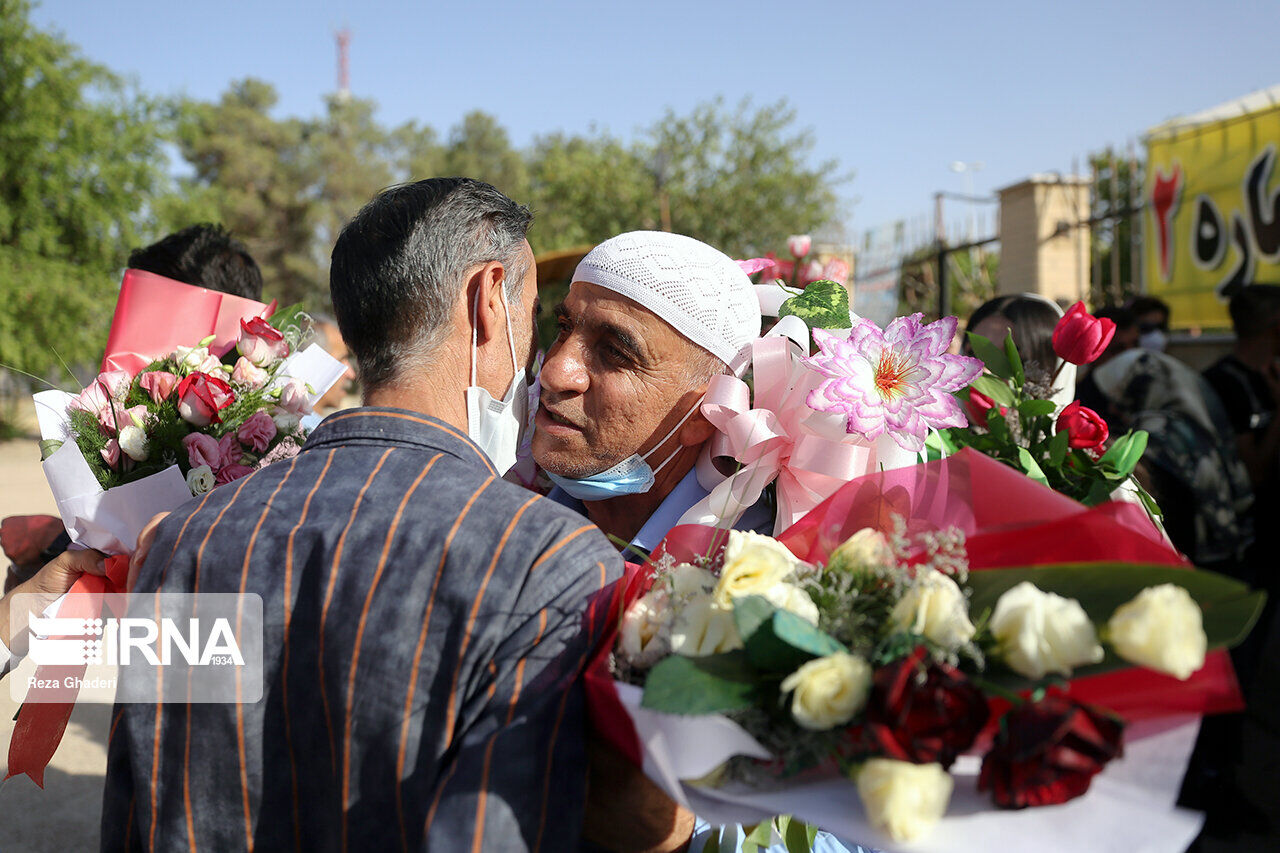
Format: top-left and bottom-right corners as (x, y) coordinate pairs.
(1144, 102), (1280, 330)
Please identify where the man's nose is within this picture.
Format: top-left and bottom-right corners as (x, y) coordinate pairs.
(540, 340), (589, 396)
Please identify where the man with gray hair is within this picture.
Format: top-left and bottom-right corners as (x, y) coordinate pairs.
(535, 230), (772, 553)
(100, 178), (628, 851)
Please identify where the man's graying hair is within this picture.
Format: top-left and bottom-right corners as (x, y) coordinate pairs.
(330, 177), (532, 390)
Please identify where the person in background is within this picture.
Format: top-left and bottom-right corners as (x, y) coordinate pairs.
(1126, 295), (1171, 351)
(2, 224), (267, 592)
(1076, 306), (1139, 429)
(964, 294), (1074, 408)
(126, 222), (263, 300)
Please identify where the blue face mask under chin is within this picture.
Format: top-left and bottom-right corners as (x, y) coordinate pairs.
(546, 401), (700, 501)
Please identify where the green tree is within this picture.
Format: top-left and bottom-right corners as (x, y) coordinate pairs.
(309, 94), (396, 257)
(643, 98), (844, 256)
(1089, 148), (1142, 307)
(0, 0), (169, 268)
(442, 111), (529, 202)
(525, 132), (654, 252)
(169, 78), (320, 305)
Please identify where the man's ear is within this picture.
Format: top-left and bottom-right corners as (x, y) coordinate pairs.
(679, 389), (715, 447)
(467, 260), (508, 345)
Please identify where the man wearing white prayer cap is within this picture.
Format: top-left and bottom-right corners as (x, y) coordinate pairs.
(533, 230), (772, 551)
(539, 233), (860, 853)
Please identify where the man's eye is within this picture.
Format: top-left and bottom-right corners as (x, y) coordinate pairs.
(602, 345), (629, 365)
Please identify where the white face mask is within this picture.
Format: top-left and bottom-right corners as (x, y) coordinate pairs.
(1138, 329), (1168, 352)
(466, 285), (530, 475)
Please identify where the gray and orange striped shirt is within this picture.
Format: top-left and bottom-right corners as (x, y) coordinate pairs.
(101, 407), (622, 852)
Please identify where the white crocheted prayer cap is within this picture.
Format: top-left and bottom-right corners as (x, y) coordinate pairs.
(573, 231), (761, 365)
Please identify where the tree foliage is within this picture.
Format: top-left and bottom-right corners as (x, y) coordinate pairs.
(0, 0), (169, 269)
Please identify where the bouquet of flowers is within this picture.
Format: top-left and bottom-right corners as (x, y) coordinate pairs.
(938, 301), (1159, 516)
(8, 270), (345, 786)
(596, 503), (1263, 849)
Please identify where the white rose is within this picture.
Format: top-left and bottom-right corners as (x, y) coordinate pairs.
(670, 593), (742, 657)
(117, 424), (150, 462)
(856, 758), (953, 842)
(715, 530), (799, 607)
(667, 563), (716, 598)
(989, 582), (1104, 679)
(619, 588), (672, 668)
(779, 651), (871, 730)
(829, 528), (892, 572)
(271, 408), (302, 432)
(1107, 584), (1207, 680)
(174, 345), (213, 374)
(889, 569), (975, 650)
(762, 582), (820, 626)
(276, 377), (312, 415)
(186, 464), (216, 495)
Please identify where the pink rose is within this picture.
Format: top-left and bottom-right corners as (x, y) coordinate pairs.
(194, 353), (225, 375)
(231, 356), (268, 390)
(139, 371), (180, 404)
(98, 403), (147, 436)
(182, 433), (223, 470)
(97, 370), (134, 400)
(217, 433), (243, 469)
(787, 234), (812, 258)
(276, 378), (311, 416)
(100, 438), (121, 469)
(175, 373), (235, 427)
(238, 317), (290, 367)
(822, 258), (851, 284)
(237, 412), (277, 452)
(215, 463), (254, 486)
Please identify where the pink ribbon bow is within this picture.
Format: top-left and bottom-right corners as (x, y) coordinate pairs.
(678, 334), (875, 533)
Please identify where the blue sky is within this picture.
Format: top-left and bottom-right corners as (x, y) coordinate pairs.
(34, 0), (1280, 239)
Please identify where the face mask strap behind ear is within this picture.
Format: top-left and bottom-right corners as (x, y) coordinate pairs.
(470, 279), (520, 388)
(642, 397), (704, 476)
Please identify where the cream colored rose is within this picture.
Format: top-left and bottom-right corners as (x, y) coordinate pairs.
(668, 563), (717, 598)
(186, 464), (216, 496)
(670, 594), (742, 657)
(889, 569), (975, 650)
(829, 528), (892, 571)
(762, 582), (820, 626)
(1107, 584), (1207, 680)
(118, 424), (150, 462)
(714, 530), (799, 607)
(779, 651), (871, 730)
(619, 588), (672, 668)
(856, 758), (953, 842)
(989, 581), (1104, 679)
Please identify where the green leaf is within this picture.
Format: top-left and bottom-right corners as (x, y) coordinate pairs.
(744, 607), (846, 675)
(783, 816), (815, 853)
(1017, 446), (1049, 487)
(967, 563), (1268, 686)
(778, 280), (852, 329)
(641, 651), (760, 714)
(1047, 429), (1070, 468)
(1097, 431), (1148, 477)
(1003, 331), (1025, 386)
(732, 595), (777, 643)
(1017, 399), (1057, 418)
(970, 374), (1016, 407)
(966, 332), (1012, 380)
(743, 821), (774, 851)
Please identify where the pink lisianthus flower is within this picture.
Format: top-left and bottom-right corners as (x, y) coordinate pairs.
(237, 411), (277, 452)
(231, 356), (269, 390)
(217, 433), (243, 469)
(238, 317), (289, 367)
(805, 315), (984, 452)
(100, 438), (121, 469)
(98, 403), (148, 436)
(183, 433), (223, 470)
(215, 463), (254, 486)
(96, 370), (134, 400)
(139, 371), (180, 404)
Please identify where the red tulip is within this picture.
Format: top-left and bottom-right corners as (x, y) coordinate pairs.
(966, 388), (1007, 425)
(1052, 302), (1115, 365)
(1056, 401), (1108, 449)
